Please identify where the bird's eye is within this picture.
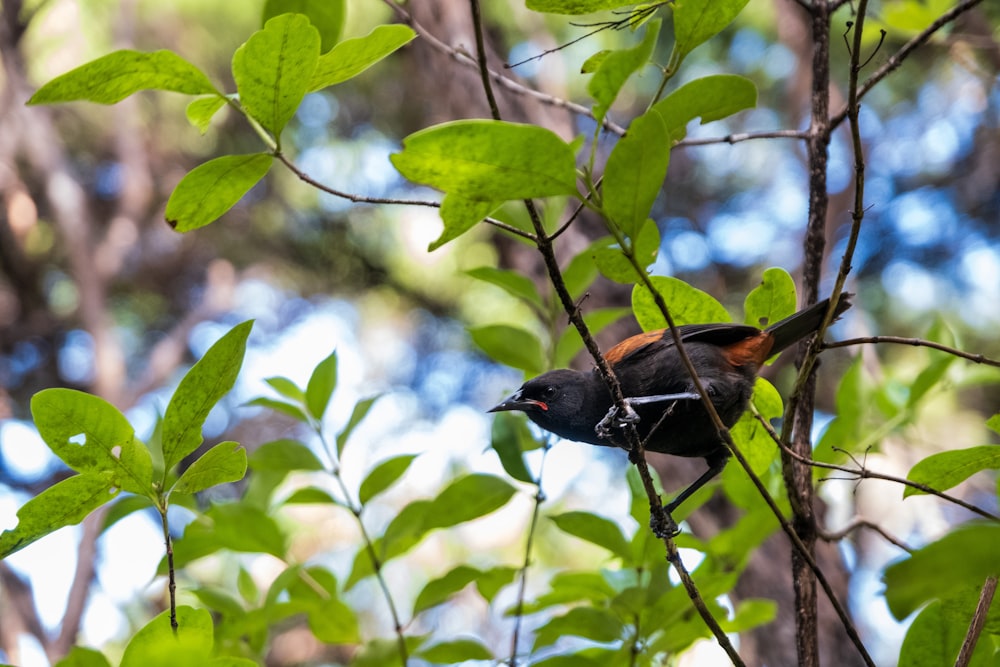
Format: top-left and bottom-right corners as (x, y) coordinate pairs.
(542, 386), (558, 399)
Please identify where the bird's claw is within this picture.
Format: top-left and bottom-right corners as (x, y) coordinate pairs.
(650, 507), (680, 538)
(595, 401), (640, 441)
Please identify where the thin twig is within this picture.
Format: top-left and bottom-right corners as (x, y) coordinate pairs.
(381, 0), (627, 136)
(829, 0), (986, 130)
(469, 0), (500, 120)
(955, 576), (998, 667)
(754, 412), (1000, 522)
(780, 0), (837, 661)
(675, 129), (809, 147)
(315, 426), (409, 666)
(272, 150), (537, 242)
(509, 445), (550, 666)
(824, 336), (1000, 368)
(818, 518), (913, 553)
(159, 507), (178, 634)
(463, 4), (743, 662)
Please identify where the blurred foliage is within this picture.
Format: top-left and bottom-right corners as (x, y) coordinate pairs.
(0, 0), (998, 665)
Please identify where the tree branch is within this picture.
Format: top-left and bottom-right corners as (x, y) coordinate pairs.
(818, 517), (913, 553)
(824, 336), (1000, 367)
(956, 576), (998, 667)
(829, 0), (986, 130)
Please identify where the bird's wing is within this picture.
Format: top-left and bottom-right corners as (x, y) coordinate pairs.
(604, 324), (763, 367)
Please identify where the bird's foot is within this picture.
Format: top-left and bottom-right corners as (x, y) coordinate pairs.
(595, 400), (640, 442)
(650, 506), (680, 538)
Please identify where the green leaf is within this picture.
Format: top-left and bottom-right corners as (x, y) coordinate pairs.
(490, 411), (538, 484)
(631, 276), (730, 331)
(171, 442), (247, 495)
(673, 0), (751, 61)
(414, 565), (511, 615)
(55, 647), (112, 667)
(309, 24), (416, 90)
(908, 351), (955, 408)
(30, 389), (152, 494)
(470, 325), (546, 375)
(248, 439), (325, 472)
(988, 413), (1000, 437)
(336, 395), (380, 458)
(592, 218), (661, 284)
(563, 241), (602, 300)
(290, 568), (360, 644)
(391, 120), (578, 202)
(120, 606), (213, 667)
(897, 602), (971, 667)
(352, 638), (428, 667)
(588, 19), (660, 122)
(581, 50), (611, 74)
(359, 454), (419, 504)
(517, 571), (618, 613)
(377, 475), (517, 567)
(652, 74), (757, 142)
(724, 380), (782, 508)
(476, 565), (519, 602)
(263, 0), (345, 53)
(533, 607), (625, 651)
(370, 500), (432, 568)
(351, 477), (517, 588)
(527, 0), (634, 14)
(165, 154), (273, 231)
(244, 396), (309, 422)
(265, 376), (305, 402)
(237, 566), (259, 604)
(550, 511), (633, 562)
(171, 503), (287, 566)
(0, 472), (120, 559)
(232, 14), (320, 137)
(531, 656), (605, 667)
(602, 110), (670, 241)
(883, 522), (1000, 619)
(744, 267), (796, 329)
(161, 321), (252, 474)
(28, 50), (217, 105)
(282, 486), (338, 504)
(191, 587), (245, 616)
(305, 350), (338, 420)
(467, 266), (544, 311)
(416, 638), (493, 663)
(430, 194), (503, 251)
(720, 598), (778, 632)
(186, 95), (228, 133)
(904, 446), (1000, 498)
(424, 474), (517, 531)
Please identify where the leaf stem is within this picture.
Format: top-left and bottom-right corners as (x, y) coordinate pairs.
(508, 442), (550, 665)
(158, 505), (178, 634)
(317, 428), (410, 666)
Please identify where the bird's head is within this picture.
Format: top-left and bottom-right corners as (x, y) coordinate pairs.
(488, 369), (604, 445)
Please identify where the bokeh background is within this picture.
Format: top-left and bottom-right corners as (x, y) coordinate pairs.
(0, 0), (998, 665)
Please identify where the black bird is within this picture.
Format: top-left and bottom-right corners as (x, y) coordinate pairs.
(490, 294), (851, 514)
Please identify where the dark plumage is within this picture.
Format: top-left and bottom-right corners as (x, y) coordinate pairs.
(490, 294), (852, 513)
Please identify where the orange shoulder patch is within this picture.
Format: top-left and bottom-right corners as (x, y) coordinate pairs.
(605, 330), (666, 366)
(722, 331), (775, 367)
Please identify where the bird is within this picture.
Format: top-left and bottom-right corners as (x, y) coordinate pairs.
(490, 294), (852, 516)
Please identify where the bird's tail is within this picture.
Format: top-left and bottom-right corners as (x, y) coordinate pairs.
(766, 292), (852, 354)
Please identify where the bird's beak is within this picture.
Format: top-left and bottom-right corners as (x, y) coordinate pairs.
(488, 390), (547, 413)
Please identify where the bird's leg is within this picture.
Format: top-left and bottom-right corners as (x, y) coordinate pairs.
(594, 392), (702, 442)
(649, 504), (680, 538)
(627, 392), (701, 406)
(663, 450), (731, 515)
